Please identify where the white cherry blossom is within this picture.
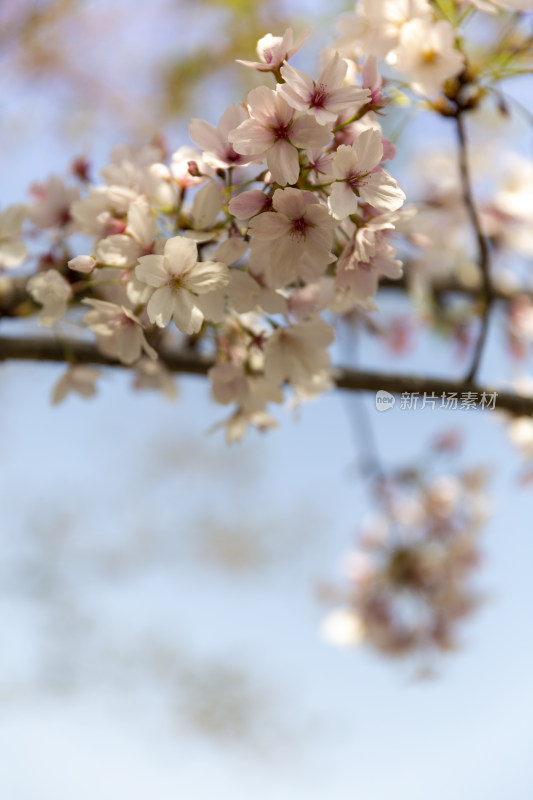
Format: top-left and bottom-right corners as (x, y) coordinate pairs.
(135, 236), (230, 334)
(52, 365), (100, 405)
(336, 0), (432, 58)
(263, 317), (335, 388)
(27, 269), (72, 326)
(392, 19), (465, 96)
(83, 299), (157, 365)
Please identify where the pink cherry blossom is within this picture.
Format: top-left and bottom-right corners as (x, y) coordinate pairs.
(328, 128), (405, 219)
(228, 86), (332, 186)
(248, 188), (336, 288)
(236, 28), (310, 73)
(278, 52), (370, 126)
(190, 105), (257, 169)
(335, 237), (403, 311)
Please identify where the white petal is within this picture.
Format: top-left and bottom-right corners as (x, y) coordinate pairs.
(318, 51), (347, 89)
(96, 234), (140, 267)
(360, 171), (405, 213)
(195, 288), (226, 323)
(147, 286), (175, 327)
(126, 197), (156, 249)
(328, 182), (359, 220)
(116, 328), (142, 365)
(0, 240), (27, 269)
(136, 254), (168, 287)
(172, 291), (204, 334)
(353, 128), (383, 172)
(192, 181), (222, 230)
(332, 145), (358, 180)
(185, 260), (230, 294)
(266, 140), (299, 186)
(189, 118), (222, 153)
(164, 236), (198, 274)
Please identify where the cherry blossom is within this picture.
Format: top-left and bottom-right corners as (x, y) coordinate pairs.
(68, 255), (96, 274)
(28, 175), (79, 230)
(263, 317), (335, 389)
(26, 269), (72, 326)
(82, 299), (157, 365)
(228, 86), (332, 186)
(278, 52), (370, 126)
(236, 28), (310, 73)
(190, 105), (257, 169)
(328, 128), (405, 219)
(336, 0), (432, 59)
(135, 236), (230, 334)
(52, 365), (101, 405)
(335, 237), (403, 311)
(133, 357), (178, 400)
(392, 19), (465, 97)
(248, 188), (336, 288)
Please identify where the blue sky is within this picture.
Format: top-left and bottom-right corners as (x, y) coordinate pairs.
(0, 2), (532, 797)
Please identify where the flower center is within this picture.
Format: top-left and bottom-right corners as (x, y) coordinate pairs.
(310, 83), (328, 109)
(347, 172), (364, 189)
(422, 48), (438, 64)
(272, 120), (293, 141)
(226, 145), (242, 164)
(290, 216), (309, 241)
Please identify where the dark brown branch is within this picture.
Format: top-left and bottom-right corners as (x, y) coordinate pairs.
(379, 273), (519, 302)
(0, 335), (531, 417)
(455, 112), (493, 382)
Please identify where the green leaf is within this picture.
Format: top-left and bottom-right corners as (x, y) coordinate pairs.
(433, 0), (457, 24)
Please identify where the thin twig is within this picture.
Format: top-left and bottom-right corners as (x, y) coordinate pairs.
(455, 112), (493, 382)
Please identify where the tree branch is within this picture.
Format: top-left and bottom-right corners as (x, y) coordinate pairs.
(0, 335), (531, 417)
(455, 112), (493, 382)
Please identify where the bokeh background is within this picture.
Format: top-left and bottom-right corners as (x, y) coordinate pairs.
(1, 1), (532, 797)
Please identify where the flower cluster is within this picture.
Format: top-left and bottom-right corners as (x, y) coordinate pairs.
(2, 25), (414, 437)
(336, 0), (466, 97)
(0, 1), (529, 446)
(322, 465), (488, 660)
(0, 0), (531, 668)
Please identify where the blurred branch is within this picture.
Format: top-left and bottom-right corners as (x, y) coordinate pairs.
(0, 335), (531, 417)
(455, 112), (493, 383)
(2, 269), (530, 325)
